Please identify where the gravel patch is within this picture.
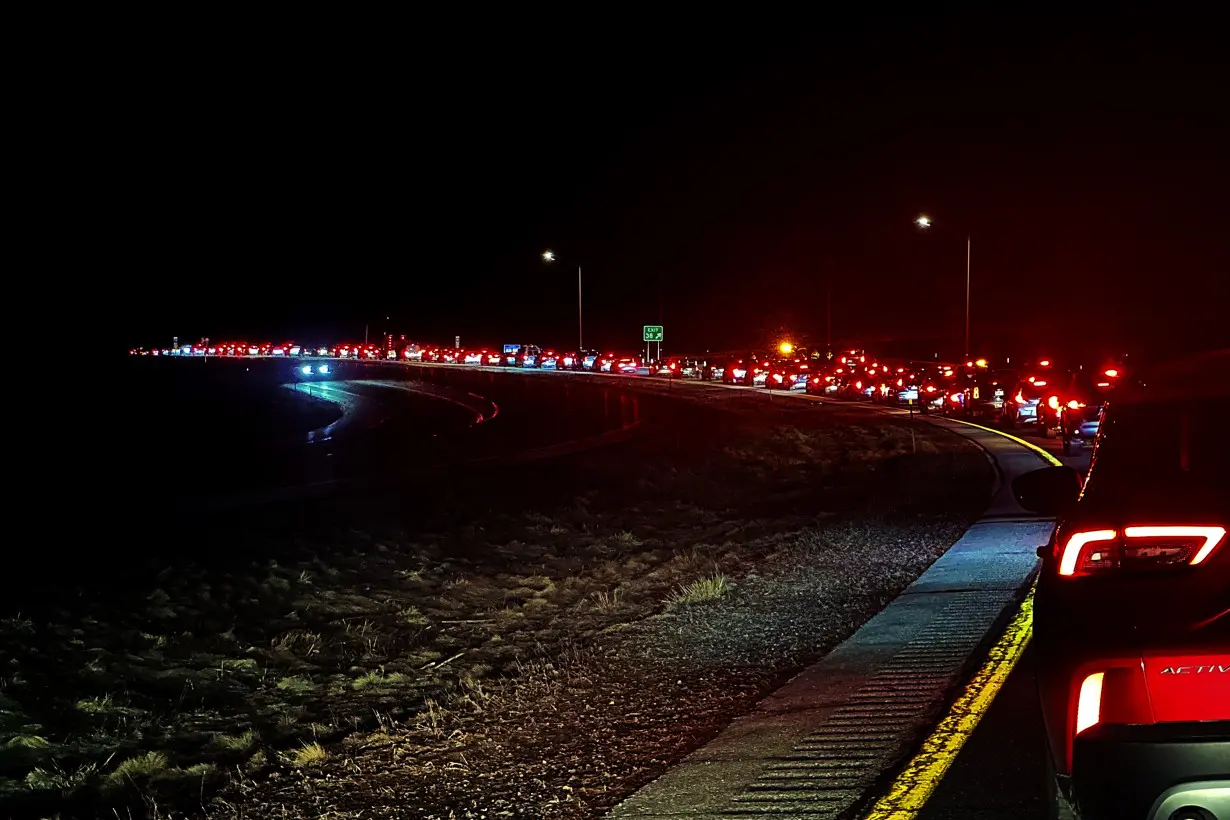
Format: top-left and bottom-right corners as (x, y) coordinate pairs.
(214, 519), (975, 819)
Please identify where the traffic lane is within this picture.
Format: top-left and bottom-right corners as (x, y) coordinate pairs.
(908, 433), (1091, 820)
(162, 380), (465, 497)
(1005, 421), (1094, 472)
(171, 374), (654, 514)
(915, 644), (1048, 820)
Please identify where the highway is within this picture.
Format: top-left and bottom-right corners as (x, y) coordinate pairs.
(707, 380), (1096, 819)
(163, 367), (650, 513)
(604, 376), (1096, 819)
(144, 355), (1098, 816)
(916, 433), (1092, 820)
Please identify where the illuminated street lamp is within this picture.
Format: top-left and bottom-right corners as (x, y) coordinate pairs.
(915, 215), (972, 360)
(542, 249), (582, 351)
(778, 341), (794, 356)
(975, 358), (988, 368)
(1104, 368), (1119, 378)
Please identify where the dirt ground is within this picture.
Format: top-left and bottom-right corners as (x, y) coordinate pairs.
(1, 389), (991, 819)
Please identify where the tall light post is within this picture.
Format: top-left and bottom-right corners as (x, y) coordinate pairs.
(915, 216), (972, 360)
(542, 250), (583, 351)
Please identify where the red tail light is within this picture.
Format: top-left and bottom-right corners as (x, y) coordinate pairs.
(1075, 672), (1104, 734)
(1057, 526), (1227, 577)
(1125, 526), (1227, 565)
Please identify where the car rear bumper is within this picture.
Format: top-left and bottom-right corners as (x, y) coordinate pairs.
(1072, 722), (1230, 820)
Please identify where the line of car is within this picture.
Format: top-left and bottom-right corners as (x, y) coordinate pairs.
(135, 342), (1125, 454)
(1012, 349), (1228, 820)
(136, 337), (1226, 818)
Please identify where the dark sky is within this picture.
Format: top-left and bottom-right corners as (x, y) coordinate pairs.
(102, 11), (1228, 363)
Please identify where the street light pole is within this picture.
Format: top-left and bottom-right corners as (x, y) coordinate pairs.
(915, 216), (972, 360)
(965, 233), (971, 361)
(826, 279), (832, 352)
(543, 250), (583, 352)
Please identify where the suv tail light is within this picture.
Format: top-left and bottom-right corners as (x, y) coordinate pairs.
(1057, 526), (1227, 577)
(1075, 672), (1104, 734)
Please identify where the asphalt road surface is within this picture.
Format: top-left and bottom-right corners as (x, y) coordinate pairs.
(918, 431), (1091, 820)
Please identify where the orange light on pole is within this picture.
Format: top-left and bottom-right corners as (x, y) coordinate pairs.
(778, 341), (794, 356)
(1039, 359), (1051, 367)
(1104, 368), (1118, 378)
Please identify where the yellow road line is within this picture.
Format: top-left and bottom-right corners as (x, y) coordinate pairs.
(944, 417), (1064, 467)
(862, 585), (1036, 819)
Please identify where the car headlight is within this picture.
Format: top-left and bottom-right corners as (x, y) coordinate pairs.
(318, 364), (329, 374)
(301, 365), (312, 375)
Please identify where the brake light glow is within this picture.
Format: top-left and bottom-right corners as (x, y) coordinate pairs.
(1075, 672), (1104, 734)
(1059, 530), (1117, 576)
(1033, 380), (1047, 387)
(1124, 526), (1226, 566)
(1059, 526), (1226, 576)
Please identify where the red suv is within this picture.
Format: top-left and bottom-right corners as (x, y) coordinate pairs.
(1013, 350), (1229, 819)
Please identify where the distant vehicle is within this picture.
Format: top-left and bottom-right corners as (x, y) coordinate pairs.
(577, 350), (601, 371)
(1062, 402), (1104, 450)
(1001, 378), (1062, 435)
(722, 353), (768, 386)
(1013, 350), (1230, 820)
(296, 361), (331, 377)
(806, 371), (838, 395)
(600, 355), (639, 374)
(500, 344), (541, 367)
(765, 359), (811, 391)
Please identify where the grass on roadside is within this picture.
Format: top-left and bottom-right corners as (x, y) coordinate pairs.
(0, 407), (991, 817)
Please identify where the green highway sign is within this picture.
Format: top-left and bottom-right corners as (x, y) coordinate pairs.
(643, 325), (664, 342)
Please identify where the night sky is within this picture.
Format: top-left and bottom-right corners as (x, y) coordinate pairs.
(105, 11), (1227, 364)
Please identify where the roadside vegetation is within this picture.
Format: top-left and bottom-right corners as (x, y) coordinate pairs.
(1, 393), (992, 818)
